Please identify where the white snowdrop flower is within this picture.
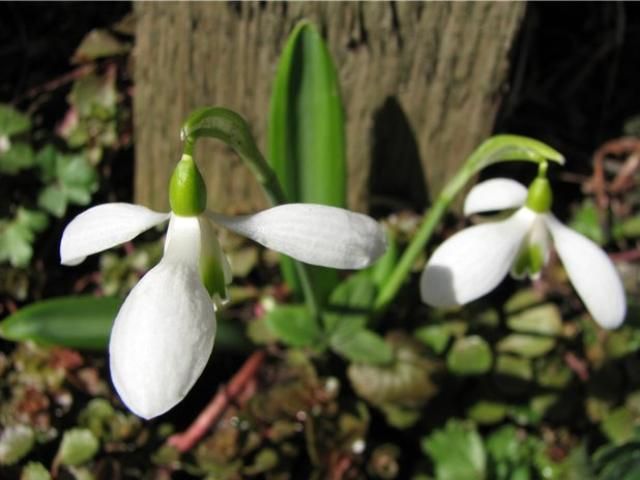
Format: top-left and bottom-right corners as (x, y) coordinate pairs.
(60, 155), (386, 419)
(421, 176), (626, 330)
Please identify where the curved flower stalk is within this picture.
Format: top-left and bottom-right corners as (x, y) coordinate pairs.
(421, 175), (626, 330)
(60, 155), (386, 419)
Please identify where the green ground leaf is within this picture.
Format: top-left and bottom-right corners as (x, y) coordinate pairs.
(21, 462), (52, 480)
(0, 104), (30, 137)
(267, 20), (346, 302)
(497, 334), (555, 359)
(323, 272), (376, 332)
(68, 73), (117, 118)
(593, 439), (640, 480)
(506, 303), (562, 336)
(422, 420), (487, 480)
(331, 328), (393, 365)
(0, 425), (35, 466)
(447, 336), (493, 375)
(72, 29), (130, 63)
(37, 152), (98, 217)
(570, 199), (606, 245)
(0, 142), (35, 174)
(57, 428), (99, 466)
(0, 208), (49, 267)
(613, 215), (640, 241)
(348, 334), (439, 416)
(601, 407), (635, 445)
(467, 401), (508, 425)
(265, 304), (321, 347)
(37, 185), (67, 217)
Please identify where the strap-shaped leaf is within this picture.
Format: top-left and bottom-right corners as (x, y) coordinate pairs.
(0, 295), (250, 352)
(267, 21), (346, 303)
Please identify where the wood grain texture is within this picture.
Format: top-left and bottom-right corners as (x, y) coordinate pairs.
(134, 2), (525, 214)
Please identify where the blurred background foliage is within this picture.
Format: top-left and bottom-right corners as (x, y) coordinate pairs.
(0, 3), (640, 480)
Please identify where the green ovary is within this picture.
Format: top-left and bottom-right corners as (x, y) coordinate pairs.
(169, 154), (207, 216)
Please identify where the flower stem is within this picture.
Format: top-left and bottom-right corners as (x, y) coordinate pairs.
(180, 107), (320, 319)
(373, 166), (469, 313)
(373, 134), (565, 315)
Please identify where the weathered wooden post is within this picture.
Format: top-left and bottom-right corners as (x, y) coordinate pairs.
(134, 2), (525, 213)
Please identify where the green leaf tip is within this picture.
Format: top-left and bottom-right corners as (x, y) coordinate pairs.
(268, 18), (346, 302)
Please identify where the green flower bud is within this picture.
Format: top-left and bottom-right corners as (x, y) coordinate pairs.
(169, 154), (207, 216)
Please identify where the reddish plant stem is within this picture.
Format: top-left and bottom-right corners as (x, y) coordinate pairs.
(15, 64), (95, 102)
(564, 352), (589, 382)
(167, 350), (266, 453)
(330, 454), (352, 480)
(610, 248), (640, 263)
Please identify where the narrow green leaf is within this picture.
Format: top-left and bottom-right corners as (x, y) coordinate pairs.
(0, 296), (120, 350)
(268, 20), (346, 302)
(265, 304), (321, 347)
(0, 295), (252, 352)
(369, 229), (398, 290)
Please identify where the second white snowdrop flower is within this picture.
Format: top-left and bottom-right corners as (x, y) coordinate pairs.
(60, 154), (386, 419)
(421, 169), (626, 330)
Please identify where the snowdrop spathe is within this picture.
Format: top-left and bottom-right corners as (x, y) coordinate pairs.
(60, 155), (386, 419)
(420, 176), (626, 330)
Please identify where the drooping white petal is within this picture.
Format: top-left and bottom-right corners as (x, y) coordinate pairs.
(209, 204), (387, 269)
(109, 263), (216, 419)
(60, 203), (169, 266)
(545, 214), (626, 329)
(463, 178), (528, 216)
(109, 214), (216, 419)
(421, 207), (536, 307)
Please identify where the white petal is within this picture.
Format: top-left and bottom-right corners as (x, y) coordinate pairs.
(209, 204), (387, 269)
(60, 203), (169, 266)
(545, 215), (626, 329)
(421, 207), (536, 307)
(464, 178), (528, 216)
(109, 261), (216, 419)
(163, 214), (201, 267)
